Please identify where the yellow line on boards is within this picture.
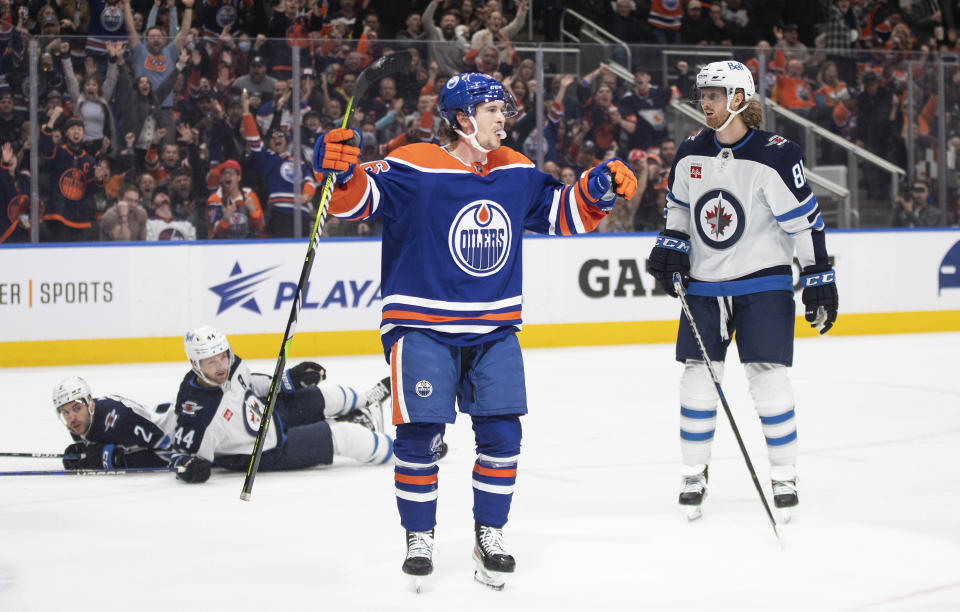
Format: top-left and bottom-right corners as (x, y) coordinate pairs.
(1, 311), (958, 367)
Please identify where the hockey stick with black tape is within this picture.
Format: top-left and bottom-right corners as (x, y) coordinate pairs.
(0, 466), (175, 476)
(0, 451), (79, 459)
(673, 272), (784, 545)
(240, 51), (415, 502)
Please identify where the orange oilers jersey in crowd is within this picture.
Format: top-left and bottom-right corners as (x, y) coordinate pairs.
(648, 0), (683, 30)
(206, 186), (264, 239)
(320, 142), (610, 356)
(772, 75), (815, 110)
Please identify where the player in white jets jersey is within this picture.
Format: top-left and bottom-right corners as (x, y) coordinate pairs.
(646, 61), (839, 520)
(170, 326), (394, 483)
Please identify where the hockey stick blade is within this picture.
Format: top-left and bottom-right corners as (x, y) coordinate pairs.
(240, 50), (416, 502)
(672, 272), (783, 543)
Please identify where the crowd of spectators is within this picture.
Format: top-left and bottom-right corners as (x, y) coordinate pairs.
(0, 0), (958, 244)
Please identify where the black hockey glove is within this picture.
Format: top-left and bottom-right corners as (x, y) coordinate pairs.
(800, 265), (838, 335)
(173, 454), (212, 484)
(62, 442), (126, 470)
(646, 230), (691, 297)
(281, 361), (327, 393)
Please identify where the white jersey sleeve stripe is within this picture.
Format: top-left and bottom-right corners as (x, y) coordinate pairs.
(381, 294), (522, 311)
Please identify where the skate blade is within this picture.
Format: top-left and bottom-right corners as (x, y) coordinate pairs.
(472, 553), (507, 590)
(409, 575), (427, 594)
(778, 507), (793, 524)
(685, 505), (703, 521)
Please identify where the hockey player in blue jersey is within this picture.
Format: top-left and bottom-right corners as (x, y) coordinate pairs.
(313, 72), (638, 590)
(53, 376), (175, 470)
(646, 61), (839, 521)
(170, 326), (393, 484)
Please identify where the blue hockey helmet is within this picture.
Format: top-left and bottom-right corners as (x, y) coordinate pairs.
(438, 73), (518, 126)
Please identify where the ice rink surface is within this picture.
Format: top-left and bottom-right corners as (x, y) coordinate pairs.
(1, 332), (958, 611)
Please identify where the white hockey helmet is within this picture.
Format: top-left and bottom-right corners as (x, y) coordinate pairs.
(184, 325), (233, 385)
(696, 60), (756, 131)
(53, 375), (92, 409)
(52, 375), (94, 425)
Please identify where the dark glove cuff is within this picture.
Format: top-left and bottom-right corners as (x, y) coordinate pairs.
(661, 229), (690, 240)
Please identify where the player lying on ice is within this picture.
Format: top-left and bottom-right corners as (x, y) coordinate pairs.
(52, 327), (395, 483)
(312, 72), (637, 590)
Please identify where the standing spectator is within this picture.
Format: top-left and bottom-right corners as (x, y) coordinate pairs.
(40, 110), (108, 242)
(855, 70), (899, 201)
(0, 91), (25, 146)
(469, 0), (527, 67)
(264, 0), (324, 80)
(396, 10), (428, 60)
(649, 0), (684, 44)
(123, 0), (194, 111)
(722, 0), (752, 45)
(620, 70), (670, 151)
(231, 55), (276, 99)
(608, 0), (650, 44)
(820, 0), (863, 85)
(890, 179), (940, 226)
(205, 159), (264, 239)
(0, 141), (34, 244)
(705, 2), (734, 45)
(168, 168), (206, 236)
(60, 40), (122, 154)
(772, 59), (816, 116)
(681, 0), (711, 45)
(774, 23), (812, 64)
(146, 188), (198, 240)
(422, 0), (470, 77)
(99, 185), (148, 241)
(578, 66), (629, 156)
(240, 89), (316, 238)
(85, 0), (129, 61)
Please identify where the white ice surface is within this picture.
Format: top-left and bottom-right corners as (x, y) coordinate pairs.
(1, 333), (958, 611)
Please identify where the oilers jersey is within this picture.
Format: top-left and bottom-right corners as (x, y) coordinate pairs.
(172, 357), (278, 463)
(72, 396), (175, 467)
(666, 128), (828, 296)
(325, 142), (608, 356)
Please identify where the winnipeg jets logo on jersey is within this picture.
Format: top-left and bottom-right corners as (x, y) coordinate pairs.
(104, 409), (119, 431)
(448, 200), (512, 277)
(694, 189), (745, 249)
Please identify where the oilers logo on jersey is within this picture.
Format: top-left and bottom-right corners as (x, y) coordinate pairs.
(448, 200), (512, 276)
(694, 189), (745, 248)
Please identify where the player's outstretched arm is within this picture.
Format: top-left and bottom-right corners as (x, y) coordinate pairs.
(583, 157), (638, 211)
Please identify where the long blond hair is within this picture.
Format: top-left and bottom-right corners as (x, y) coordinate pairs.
(735, 89), (763, 130)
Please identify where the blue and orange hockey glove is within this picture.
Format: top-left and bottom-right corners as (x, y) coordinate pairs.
(584, 157), (638, 210)
(312, 128), (362, 185)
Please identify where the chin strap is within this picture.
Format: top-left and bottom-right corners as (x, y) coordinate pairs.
(454, 116), (499, 159)
(716, 95), (750, 132)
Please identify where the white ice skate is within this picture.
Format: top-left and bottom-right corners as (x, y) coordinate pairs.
(771, 466), (798, 524)
(473, 522), (515, 590)
(402, 529), (434, 593)
(679, 465), (708, 521)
